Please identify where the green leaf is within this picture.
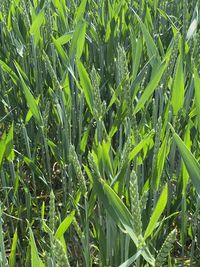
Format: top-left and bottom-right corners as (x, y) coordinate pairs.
(9, 229), (18, 267)
(70, 20), (86, 60)
(144, 184), (168, 239)
(76, 21), (86, 59)
(13, 61), (29, 82)
(25, 97), (40, 124)
(194, 68), (200, 132)
(108, 77), (128, 109)
(42, 221), (52, 235)
(56, 33), (73, 45)
(77, 60), (93, 113)
(55, 211), (75, 238)
(157, 8), (178, 30)
(172, 54), (184, 116)
(129, 130), (155, 161)
(0, 132), (6, 168)
(132, 36), (142, 80)
(24, 156), (48, 186)
(131, 8), (161, 69)
(80, 128), (90, 153)
(102, 140), (113, 176)
(91, 173), (155, 265)
(155, 135), (170, 190)
(5, 123), (14, 161)
(170, 126), (200, 196)
(0, 59), (19, 85)
(182, 123), (192, 193)
(102, 180), (155, 265)
(108, 102), (127, 138)
(51, 0), (67, 30)
(75, 0), (87, 22)
(119, 250), (142, 267)
(134, 61), (166, 114)
(48, 139), (62, 162)
(29, 228), (42, 267)
(15, 65), (43, 126)
(186, 5), (198, 41)
(103, 179), (132, 224)
(52, 35), (68, 64)
(30, 11), (45, 47)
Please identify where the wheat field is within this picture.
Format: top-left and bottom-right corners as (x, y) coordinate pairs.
(0, 0), (200, 266)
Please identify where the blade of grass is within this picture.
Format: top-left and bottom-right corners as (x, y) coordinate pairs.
(70, 20), (86, 60)
(144, 184), (168, 240)
(130, 8), (161, 69)
(29, 227), (42, 267)
(30, 10), (45, 47)
(5, 123), (14, 161)
(75, 0), (87, 22)
(128, 130), (155, 161)
(172, 54), (184, 116)
(119, 250), (142, 267)
(194, 68), (200, 132)
(9, 229), (18, 267)
(134, 61), (166, 114)
(77, 60), (93, 113)
(15, 65), (43, 126)
(170, 125), (200, 196)
(55, 210), (75, 238)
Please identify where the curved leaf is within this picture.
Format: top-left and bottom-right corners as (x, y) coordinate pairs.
(171, 126), (200, 196)
(55, 211), (75, 238)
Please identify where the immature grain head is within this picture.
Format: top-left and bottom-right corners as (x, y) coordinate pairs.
(53, 238), (70, 267)
(155, 229), (177, 267)
(130, 170), (143, 238)
(69, 144), (87, 194)
(49, 190), (55, 233)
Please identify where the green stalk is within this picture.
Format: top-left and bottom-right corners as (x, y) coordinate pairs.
(189, 197), (200, 267)
(0, 205), (8, 267)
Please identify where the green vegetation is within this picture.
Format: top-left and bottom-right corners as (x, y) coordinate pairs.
(0, 0), (200, 266)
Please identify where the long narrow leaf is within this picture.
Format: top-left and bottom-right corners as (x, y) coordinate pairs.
(9, 229), (18, 267)
(119, 250), (142, 267)
(131, 8), (161, 69)
(144, 184), (168, 239)
(77, 60), (93, 113)
(92, 176), (155, 265)
(194, 68), (200, 132)
(29, 228), (41, 267)
(134, 61), (166, 114)
(5, 123), (14, 161)
(170, 125), (200, 196)
(55, 211), (75, 238)
(129, 130), (155, 161)
(15, 65), (43, 126)
(172, 54), (184, 116)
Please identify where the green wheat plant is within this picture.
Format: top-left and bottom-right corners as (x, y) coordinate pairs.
(0, 0), (199, 266)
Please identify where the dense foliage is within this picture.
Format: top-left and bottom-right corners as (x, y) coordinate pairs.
(0, 0), (200, 266)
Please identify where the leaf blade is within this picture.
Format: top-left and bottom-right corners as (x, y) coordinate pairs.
(134, 62), (166, 114)
(171, 126), (200, 196)
(144, 184), (168, 239)
(77, 60), (93, 113)
(172, 54), (184, 116)
(55, 211), (75, 238)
